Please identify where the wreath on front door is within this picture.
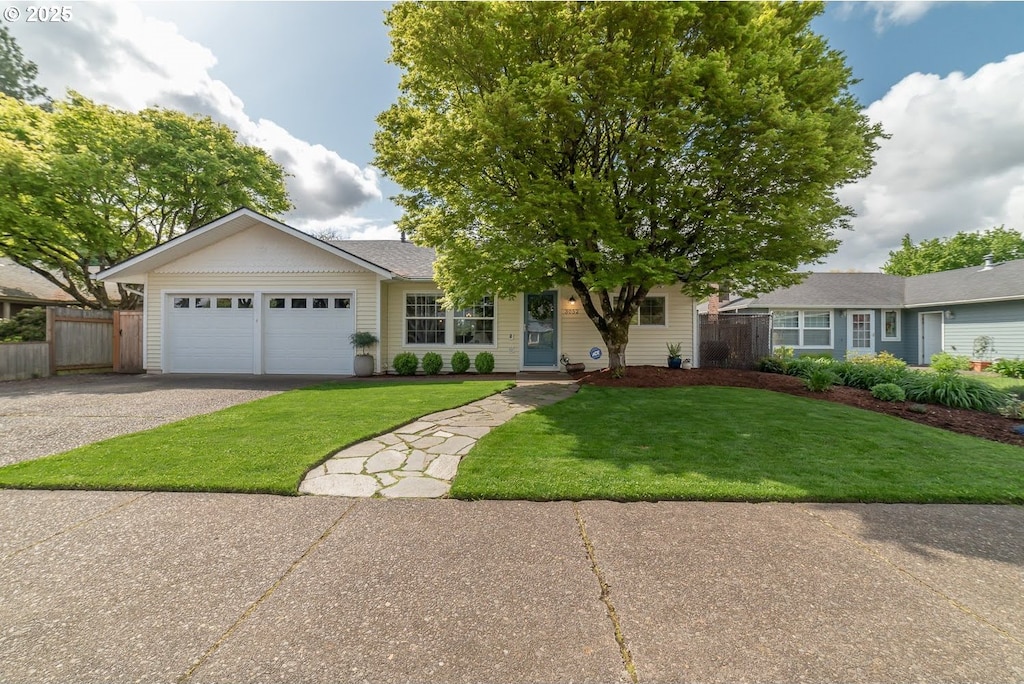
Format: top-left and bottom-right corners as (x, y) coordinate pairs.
(528, 297), (555, 321)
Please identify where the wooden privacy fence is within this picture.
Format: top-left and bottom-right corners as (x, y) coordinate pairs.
(699, 313), (772, 369)
(0, 343), (49, 382)
(0, 307), (143, 381)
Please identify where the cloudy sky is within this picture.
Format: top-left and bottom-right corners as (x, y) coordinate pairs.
(7, 1), (1024, 270)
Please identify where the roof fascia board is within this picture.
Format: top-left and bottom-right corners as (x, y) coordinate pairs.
(95, 207), (395, 281)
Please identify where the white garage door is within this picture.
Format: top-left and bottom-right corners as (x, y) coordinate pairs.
(166, 295), (255, 373)
(263, 294), (355, 374)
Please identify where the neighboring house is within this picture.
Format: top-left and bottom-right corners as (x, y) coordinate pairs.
(721, 256), (1024, 364)
(94, 208), (697, 375)
(0, 257), (77, 318)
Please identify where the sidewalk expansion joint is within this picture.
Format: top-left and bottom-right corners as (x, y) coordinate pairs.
(573, 502), (639, 684)
(176, 500), (358, 683)
(799, 505), (1024, 648)
(2, 491), (152, 564)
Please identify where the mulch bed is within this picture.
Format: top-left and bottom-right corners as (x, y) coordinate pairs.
(574, 366), (1024, 448)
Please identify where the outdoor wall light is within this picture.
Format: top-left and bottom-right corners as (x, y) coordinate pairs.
(568, 295), (577, 304)
(945, 310), (955, 320)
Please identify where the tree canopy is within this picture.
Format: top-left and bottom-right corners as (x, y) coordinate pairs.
(0, 25), (47, 104)
(0, 93), (291, 309)
(882, 227), (1024, 276)
(374, 1), (881, 369)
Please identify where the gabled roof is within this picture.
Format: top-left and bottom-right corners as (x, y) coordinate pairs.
(0, 257), (75, 304)
(330, 240), (436, 280)
(95, 208), (395, 282)
(728, 273), (905, 309)
(722, 257), (1024, 311)
(904, 258), (1024, 306)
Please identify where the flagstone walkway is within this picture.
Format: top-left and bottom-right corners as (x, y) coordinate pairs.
(299, 381), (578, 498)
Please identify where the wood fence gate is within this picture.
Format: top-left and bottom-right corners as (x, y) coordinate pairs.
(699, 313), (772, 369)
(113, 310), (143, 373)
(47, 307), (113, 374)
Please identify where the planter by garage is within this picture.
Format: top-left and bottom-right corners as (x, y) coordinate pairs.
(353, 354), (375, 377)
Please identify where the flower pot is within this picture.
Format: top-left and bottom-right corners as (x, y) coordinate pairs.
(969, 360), (992, 372)
(668, 357), (682, 369)
(681, 360), (692, 370)
(353, 354), (375, 377)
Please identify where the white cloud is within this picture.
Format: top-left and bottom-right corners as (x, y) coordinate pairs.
(291, 216), (401, 242)
(829, 53), (1024, 271)
(836, 1), (937, 32)
(8, 2), (380, 225)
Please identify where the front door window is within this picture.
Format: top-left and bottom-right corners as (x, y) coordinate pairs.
(848, 310), (874, 355)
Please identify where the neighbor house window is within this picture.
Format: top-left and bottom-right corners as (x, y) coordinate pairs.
(882, 310), (900, 341)
(771, 310), (832, 348)
(454, 296), (495, 344)
(406, 294), (446, 344)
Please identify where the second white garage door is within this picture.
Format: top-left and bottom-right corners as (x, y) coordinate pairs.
(263, 294), (355, 374)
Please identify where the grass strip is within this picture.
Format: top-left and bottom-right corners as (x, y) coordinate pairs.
(0, 380), (511, 495)
(451, 386), (1024, 503)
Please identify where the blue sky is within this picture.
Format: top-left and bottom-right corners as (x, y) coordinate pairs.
(8, 1), (1024, 271)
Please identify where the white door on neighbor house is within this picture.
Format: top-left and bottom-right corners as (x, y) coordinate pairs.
(920, 312), (943, 365)
(847, 310), (875, 356)
(262, 294), (355, 374)
(165, 294), (256, 373)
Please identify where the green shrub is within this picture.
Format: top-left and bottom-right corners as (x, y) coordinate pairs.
(450, 350), (471, 374)
(421, 352), (443, 375)
(846, 350), (907, 370)
(0, 306), (46, 342)
(930, 352), (970, 373)
(990, 358), (1024, 379)
(800, 352), (836, 360)
(474, 351), (495, 374)
(787, 356), (836, 379)
(804, 367), (837, 392)
(870, 383), (906, 402)
(392, 352), (418, 376)
(997, 395), (1024, 419)
(833, 361), (907, 390)
(899, 370), (1010, 413)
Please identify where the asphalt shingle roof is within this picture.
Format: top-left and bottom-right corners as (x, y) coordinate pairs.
(722, 257), (1024, 310)
(329, 240), (436, 280)
(0, 257), (76, 303)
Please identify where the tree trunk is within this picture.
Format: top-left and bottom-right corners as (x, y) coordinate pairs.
(601, 321), (630, 374)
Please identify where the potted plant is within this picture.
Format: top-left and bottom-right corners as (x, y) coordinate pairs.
(666, 342), (683, 369)
(970, 335), (995, 372)
(681, 358), (692, 370)
(349, 331), (379, 377)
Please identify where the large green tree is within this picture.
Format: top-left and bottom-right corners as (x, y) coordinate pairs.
(374, 1), (881, 370)
(0, 25), (47, 103)
(882, 227), (1024, 276)
(0, 93), (291, 309)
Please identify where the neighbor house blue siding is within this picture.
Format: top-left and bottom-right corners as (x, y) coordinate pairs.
(757, 307), (919, 363)
(928, 300), (1024, 360)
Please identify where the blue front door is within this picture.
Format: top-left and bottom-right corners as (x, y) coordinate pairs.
(524, 291), (558, 367)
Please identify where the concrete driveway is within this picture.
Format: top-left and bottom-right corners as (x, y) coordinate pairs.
(0, 373), (325, 466)
(0, 493), (1021, 683)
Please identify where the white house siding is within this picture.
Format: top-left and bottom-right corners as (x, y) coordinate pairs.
(380, 282), (695, 373)
(381, 281), (521, 373)
(557, 285), (695, 370)
(144, 224), (381, 372)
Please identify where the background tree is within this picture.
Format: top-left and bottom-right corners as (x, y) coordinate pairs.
(374, 1), (881, 371)
(0, 25), (47, 103)
(882, 227), (1024, 276)
(0, 93), (291, 309)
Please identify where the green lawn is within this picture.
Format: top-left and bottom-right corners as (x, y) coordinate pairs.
(450, 386), (1024, 503)
(0, 380), (511, 495)
(974, 373), (1024, 396)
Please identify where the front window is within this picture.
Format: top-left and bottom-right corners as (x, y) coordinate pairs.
(882, 310), (900, 341)
(454, 296), (494, 344)
(406, 294), (446, 344)
(772, 310), (832, 348)
(635, 297), (666, 326)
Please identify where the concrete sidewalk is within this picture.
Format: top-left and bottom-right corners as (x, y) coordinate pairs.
(0, 491), (1021, 683)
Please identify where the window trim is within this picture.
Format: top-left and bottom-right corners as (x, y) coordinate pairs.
(403, 291), (498, 348)
(633, 296), (668, 327)
(881, 309), (901, 342)
(770, 309), (834, 350)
